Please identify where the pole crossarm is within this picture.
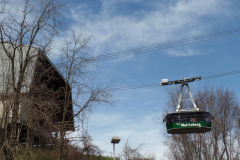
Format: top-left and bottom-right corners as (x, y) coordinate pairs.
(160, 76), (201, 86)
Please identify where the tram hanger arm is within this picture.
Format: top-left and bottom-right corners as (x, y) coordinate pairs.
(160, 76), (201, 86)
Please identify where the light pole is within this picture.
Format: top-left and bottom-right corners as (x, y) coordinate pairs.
(111, 136), (121, 160)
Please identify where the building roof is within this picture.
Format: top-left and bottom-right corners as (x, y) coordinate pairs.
(0, 43), (65, 94)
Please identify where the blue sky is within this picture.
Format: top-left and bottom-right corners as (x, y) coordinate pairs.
(54, 0), (240, 159)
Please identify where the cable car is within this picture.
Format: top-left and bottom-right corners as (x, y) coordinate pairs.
(163, 111), (213, 134)
(160, 77), (214, 134)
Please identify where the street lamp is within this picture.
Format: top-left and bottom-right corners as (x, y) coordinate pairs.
(111, 136), (121, 160)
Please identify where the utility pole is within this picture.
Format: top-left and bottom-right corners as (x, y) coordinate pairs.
(111, 136), (121, 160)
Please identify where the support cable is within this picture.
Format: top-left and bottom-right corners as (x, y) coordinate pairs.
(94, 28), (240, 61)
(102, 69), (240, 91)
(56, 28), (240, 65)
(72, 69), (240, 93)
(96, 32), (240, 62)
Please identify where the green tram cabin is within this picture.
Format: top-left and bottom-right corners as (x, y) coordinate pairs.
(163, 111), (213, 134)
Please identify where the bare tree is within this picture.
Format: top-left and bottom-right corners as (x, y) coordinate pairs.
(55, 28), (116, 160)
(161, 85), (240, 160)
(0, 1), (115, 160)
(0, 0), (64, 159)
(122, 139), (155, 160)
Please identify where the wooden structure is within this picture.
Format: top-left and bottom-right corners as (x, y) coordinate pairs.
(0, 43), (74, 144)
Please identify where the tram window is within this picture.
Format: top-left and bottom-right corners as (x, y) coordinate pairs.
(173, 114), (180, 122)
(167, 119), (172, 124)
(166, 115), (172, 124)
(180, 113), (188, 122)
(203, 112), (211, 122)
(189, 113), (196, 122)
(196, 112), (203, 121)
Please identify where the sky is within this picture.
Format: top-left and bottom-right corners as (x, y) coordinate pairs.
(53, 0), (240, 159)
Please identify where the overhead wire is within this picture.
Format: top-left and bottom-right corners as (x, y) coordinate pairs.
(71, 69), (240, 94)
(94, 28), (240, 60)
(66, 28), (240, 92)
(94, 29), (240, 62)
(105, 84), (160, 91)
(201, 70), (240, 80)
(57, 28), (240, 65)
(99, 69), (240, 92)
(56, 28), (240, 66)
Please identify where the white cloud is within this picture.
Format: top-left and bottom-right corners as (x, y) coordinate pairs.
(89, 112), (123, 127)
(87, 109), (166, 158)
(167, 49), (201, 57)
(67, 0), (232, 61)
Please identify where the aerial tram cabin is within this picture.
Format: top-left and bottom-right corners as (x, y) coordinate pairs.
(163, 111), (212, 134)
(160, 77), (214, 134)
